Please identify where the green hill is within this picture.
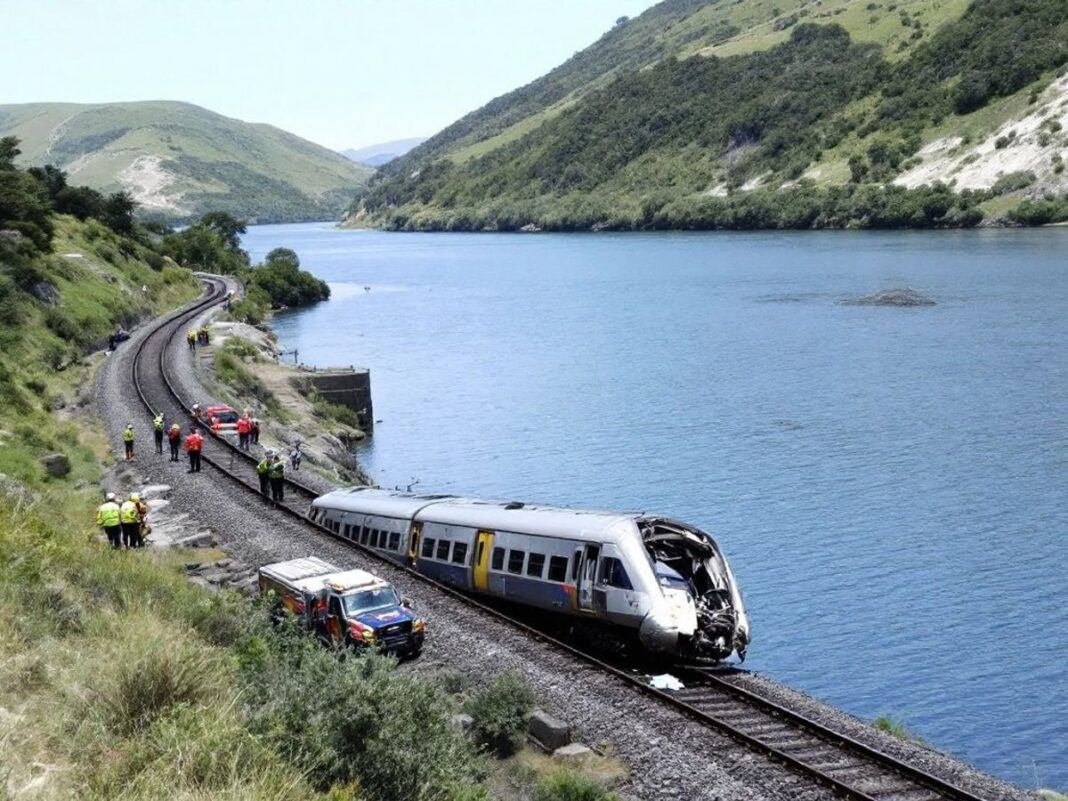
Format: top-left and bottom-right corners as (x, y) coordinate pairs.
(361, 0), (1068, 230)
(0, 101), (373, 224)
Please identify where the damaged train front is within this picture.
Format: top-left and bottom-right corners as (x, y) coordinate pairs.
(638, 518), (750, 662)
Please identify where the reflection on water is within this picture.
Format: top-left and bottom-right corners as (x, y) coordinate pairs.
(246, 223), (1068, 790)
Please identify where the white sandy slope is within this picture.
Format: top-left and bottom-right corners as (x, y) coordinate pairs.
(896, 74), (1068, 193)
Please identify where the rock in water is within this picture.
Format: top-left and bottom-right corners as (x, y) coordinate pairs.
(841, 288), (936, 307)
(40, 453), (71, 477)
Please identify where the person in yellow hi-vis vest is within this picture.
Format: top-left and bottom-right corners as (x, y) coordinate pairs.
(96, 492), (121, 549)
(122, 424), (135, 461)
(153, 413), (164, 454)
(119, 496), (141, 549)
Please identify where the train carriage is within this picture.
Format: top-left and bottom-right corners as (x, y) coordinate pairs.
(309, 488), (749, 661)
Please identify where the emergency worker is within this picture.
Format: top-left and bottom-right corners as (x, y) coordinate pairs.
(269, 454), (285, 501)
(97, 492), (122, 549)
(133, 493), (150, 546)
(167, 422), (182, 461)
(187, 330), (197, 351)
(250, 417), (260, 444)
(256, 454), (271, 496)
(153, 413), (164, 454)
(191, 403), (202, 422)
(237, 414), (251, 450)
(119, 495), (141, 548)
(184, 425), (204, 473)
(122, 424), (135, 461)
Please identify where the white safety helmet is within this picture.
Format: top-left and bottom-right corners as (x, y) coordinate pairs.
(105, 492), (116, 501)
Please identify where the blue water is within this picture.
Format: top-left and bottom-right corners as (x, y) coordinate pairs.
(243, 222), (1068, 790)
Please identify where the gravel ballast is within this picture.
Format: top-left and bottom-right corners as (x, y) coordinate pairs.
(92, 280), (1035, 801)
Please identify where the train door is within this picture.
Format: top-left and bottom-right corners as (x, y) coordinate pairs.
(473, 530), (494, 591)
(407, 522), (423, 566)
(577, 544), (600, 611)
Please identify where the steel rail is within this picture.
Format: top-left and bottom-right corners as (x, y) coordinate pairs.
(128, 277), (992, 801)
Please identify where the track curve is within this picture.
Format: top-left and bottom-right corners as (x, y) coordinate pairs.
(130, 277), (994, 801)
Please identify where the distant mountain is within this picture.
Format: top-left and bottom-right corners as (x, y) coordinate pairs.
(360, 0), (1068, 230)
(341, 137), (426, 167)
(0, 101), (374, 223)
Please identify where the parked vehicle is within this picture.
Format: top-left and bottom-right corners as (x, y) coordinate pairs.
(309, 489), (749, 662)
(204, 403), (239, 431)
(257, 557), (425, 656)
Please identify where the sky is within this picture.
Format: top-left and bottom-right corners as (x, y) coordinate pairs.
(1, 0), (659, 150)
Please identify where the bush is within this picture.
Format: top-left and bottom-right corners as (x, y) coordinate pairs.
(991, 171), (1036, 195)
(874, 714), (912, 740)
(465, 670), (534, 757)
(241, 631), (484, 800)
(535, 771), (619, 801)
(92, 635), (221, 735)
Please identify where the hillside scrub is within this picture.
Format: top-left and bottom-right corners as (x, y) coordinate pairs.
(364, 0), (1068, 230)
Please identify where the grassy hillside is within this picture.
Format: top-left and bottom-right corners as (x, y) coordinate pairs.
(362, 0), (1068, 231)
(0, 101), (373, 224)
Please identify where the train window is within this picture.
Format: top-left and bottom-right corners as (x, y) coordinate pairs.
(599, 557), (633, 590)
(360, 527), (370, 545)
(388, 531), (401, 550)
(492, 547), (505, 570)
(422, 538), (435, 558)
(343, 523), (351, 539)
(452, 542), (468, 564)
(548, 556), (569, 582)
(332, 520), (340, 534)
(507, 550), (525, 575)
(526, 553), (545, 578)
(571, 550), (581, 581)
(436, 539), (451, 560)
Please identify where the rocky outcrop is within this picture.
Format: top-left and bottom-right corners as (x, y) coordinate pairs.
(840, 288), (936, 307)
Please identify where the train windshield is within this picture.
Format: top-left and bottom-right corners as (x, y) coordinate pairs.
(343, 586), (401, 615)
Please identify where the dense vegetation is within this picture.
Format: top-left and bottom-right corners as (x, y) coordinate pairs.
(160, 211), (330, 323)
(0, 100), (372, 224)
(363, 0), (1068, 231)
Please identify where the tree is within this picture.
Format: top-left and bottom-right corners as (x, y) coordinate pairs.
(199, 211), (247, 251)
(27, 164), (67, 200)
(103, 191), (137, 234)
(0, 137), (20, 171)
(0, 169), (54, 252)
(848, 154), (870, 183)
(54, 185), (105, 220)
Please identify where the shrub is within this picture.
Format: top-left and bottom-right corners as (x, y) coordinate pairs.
(991, 171), (1036, 195)
(994, 136), (1010, 150)
(874, 714), (911, 740)
(535, 771), (619, 801)
(241, 633), (484, 801)
(465, 670), (534, 757)
(93, 635), (221, 735)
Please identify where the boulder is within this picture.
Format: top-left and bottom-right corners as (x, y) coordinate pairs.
(552, 743), (592, 762)
(450, 713), (474, 733)
(39, 453), (71, 478)
(529, 708), (571, 751)
(140, 484), (171, 500)
(31, 281), (60, 306)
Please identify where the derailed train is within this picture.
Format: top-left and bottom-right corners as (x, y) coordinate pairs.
(309, 488), (750, 661)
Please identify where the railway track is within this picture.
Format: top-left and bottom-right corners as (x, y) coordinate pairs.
(129, 278), (992, 801)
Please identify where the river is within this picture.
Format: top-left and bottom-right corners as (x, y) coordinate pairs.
(243, 222), (1068, 790)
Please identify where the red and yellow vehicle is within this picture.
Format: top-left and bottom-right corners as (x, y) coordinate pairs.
(258, 557), (425, 656)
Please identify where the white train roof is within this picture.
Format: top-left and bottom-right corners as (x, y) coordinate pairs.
(313, 487), (641, 541)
